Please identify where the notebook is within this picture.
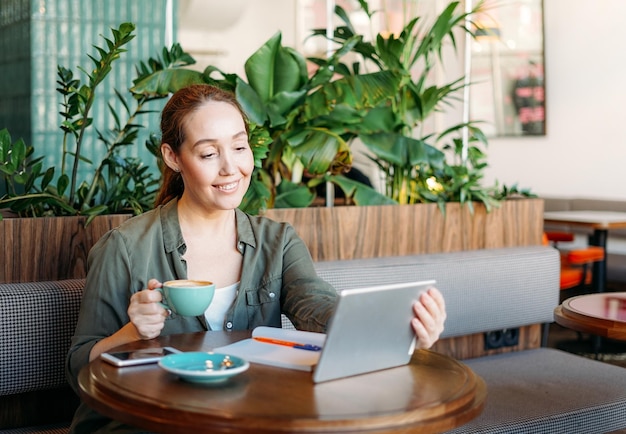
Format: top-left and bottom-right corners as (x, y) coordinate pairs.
(213, 279), (435, 383)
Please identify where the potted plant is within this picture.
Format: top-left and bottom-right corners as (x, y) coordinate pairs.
(0, 23), (196, 282)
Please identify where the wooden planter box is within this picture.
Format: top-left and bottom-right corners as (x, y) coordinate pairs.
(264, 199), (544, 261)
(0, 215), (131, 283)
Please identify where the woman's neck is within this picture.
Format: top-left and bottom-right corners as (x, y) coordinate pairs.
(176, 197), (241, 287)
(176, 196), (236, 232)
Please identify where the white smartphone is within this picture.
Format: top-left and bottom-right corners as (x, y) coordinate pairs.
(100, 347), (182, 367)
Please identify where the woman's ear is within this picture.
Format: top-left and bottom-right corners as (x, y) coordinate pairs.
(161, 143), (180, 172)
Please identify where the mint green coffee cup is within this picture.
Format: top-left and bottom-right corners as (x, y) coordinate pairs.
(158, 280), (216, 316)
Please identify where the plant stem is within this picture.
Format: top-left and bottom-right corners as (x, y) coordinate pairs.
(69, 96), (94, 205)
(79, 98), (147, 210)
(68, 24), (135, 208)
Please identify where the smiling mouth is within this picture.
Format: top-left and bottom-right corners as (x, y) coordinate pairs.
(215, 181), (239, 192)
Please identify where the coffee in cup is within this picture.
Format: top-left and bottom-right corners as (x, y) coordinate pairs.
(157, 279), (215, 316)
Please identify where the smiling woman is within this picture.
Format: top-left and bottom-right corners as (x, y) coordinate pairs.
(65, 84), (449, 433)
(64, 84), (336, 432)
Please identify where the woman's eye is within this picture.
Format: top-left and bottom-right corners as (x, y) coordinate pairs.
(201, 152), (217, 159)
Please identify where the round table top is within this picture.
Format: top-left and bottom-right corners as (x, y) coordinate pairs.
(554, 292), (626, 340)
(79, 331), (485, 433)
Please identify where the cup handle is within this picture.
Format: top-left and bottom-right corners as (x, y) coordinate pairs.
(154, 287), (171, 314)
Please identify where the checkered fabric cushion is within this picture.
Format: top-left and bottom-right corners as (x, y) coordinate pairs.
(448, 348), (626, 434)
(0, 280), (85, 395)
(0, 422), (70, 433)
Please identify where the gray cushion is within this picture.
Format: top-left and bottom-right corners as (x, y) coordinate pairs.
(448, 348), (626, 434)
(0, 280), (84, 395)
(282, 246), (560, 338)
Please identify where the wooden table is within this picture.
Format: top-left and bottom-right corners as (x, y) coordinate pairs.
(544, 210), (626, 292)
(78, 331), (486, 433)
(554, 292), (626, 341)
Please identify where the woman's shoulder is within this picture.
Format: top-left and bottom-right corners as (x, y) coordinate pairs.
(116, 207), (163, 235)
(97, 204), (173, 248)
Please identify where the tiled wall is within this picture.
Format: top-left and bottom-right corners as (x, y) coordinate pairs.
(0, 0), (176, 190)
(0, 0), (31, 146)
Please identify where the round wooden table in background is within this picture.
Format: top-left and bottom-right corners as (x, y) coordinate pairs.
(554, 292), (626, 340)
(78, 331), (485, 433)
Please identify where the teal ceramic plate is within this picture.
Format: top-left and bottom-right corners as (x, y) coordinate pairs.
(159, 352), (249, 384)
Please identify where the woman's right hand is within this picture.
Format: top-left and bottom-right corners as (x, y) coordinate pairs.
(127, 278), (169, 340)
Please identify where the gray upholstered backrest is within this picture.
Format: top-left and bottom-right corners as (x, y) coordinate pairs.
(0, 279), (85, 395)
(283, 246), (560, 337)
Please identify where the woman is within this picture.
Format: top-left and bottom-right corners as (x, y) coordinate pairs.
(66, 84), (446, 433)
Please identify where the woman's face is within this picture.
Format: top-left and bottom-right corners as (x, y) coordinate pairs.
(163, 100), (254, 212)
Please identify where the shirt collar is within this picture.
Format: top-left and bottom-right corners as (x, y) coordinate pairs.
(161, 198), (185, 254)
(234, 208), (257, 250)
(160, 198), (257, 253)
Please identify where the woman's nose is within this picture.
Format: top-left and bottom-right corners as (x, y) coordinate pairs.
(219, 152), (236, 175)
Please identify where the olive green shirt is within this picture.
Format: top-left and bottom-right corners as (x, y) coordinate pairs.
(66, 199), (337, 433)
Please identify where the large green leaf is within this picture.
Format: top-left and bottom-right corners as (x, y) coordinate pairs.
(302, 70), (402, 122)
(131, 68), (205, 97)
(327, 174), (397, 206)
(274, 179), (316, 208)
(360, 106), (398, 133)
(244, 32), (308, 104)
(268, 90), (307, 121)
(360, 132), (445, 168)
(234, 78), (267, 125)
(287, 128), (350, 175)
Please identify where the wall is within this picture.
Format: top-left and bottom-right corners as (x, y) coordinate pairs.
(0, 0), (173, 190)
(482, 0), (626, 201)
(177, 0), (297, 76)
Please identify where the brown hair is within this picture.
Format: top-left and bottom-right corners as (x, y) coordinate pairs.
(154, 84), (250, 207)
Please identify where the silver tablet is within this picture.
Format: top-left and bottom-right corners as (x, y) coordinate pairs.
(313, 280), (435, 383)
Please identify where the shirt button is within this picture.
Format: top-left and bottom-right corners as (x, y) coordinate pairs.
(269, 292), (275, 298)
(226, 322), (233, 329)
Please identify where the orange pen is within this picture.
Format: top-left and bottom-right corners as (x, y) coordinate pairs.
(253, 336), (322, 351)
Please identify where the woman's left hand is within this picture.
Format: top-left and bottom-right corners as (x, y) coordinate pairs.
(411, 287), (447, 349)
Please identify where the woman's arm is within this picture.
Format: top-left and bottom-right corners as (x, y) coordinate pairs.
(279, 224), (338, 333)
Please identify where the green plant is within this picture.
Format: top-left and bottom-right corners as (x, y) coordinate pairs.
(0, 23), (189, 220)
(132, 31), (400, 214)
(132, 0), (531, 215)
(1, 3), (532, 219)
(309, 0), (500, 209)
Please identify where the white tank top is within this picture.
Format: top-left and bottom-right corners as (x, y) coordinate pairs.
(204, 282), (239, 331)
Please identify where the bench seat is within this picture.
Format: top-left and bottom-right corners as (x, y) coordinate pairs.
(448, 348), (626, 434)
(3, 246), (626, 433)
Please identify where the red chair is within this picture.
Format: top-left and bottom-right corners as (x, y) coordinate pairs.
(543, 232), (605, 292)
